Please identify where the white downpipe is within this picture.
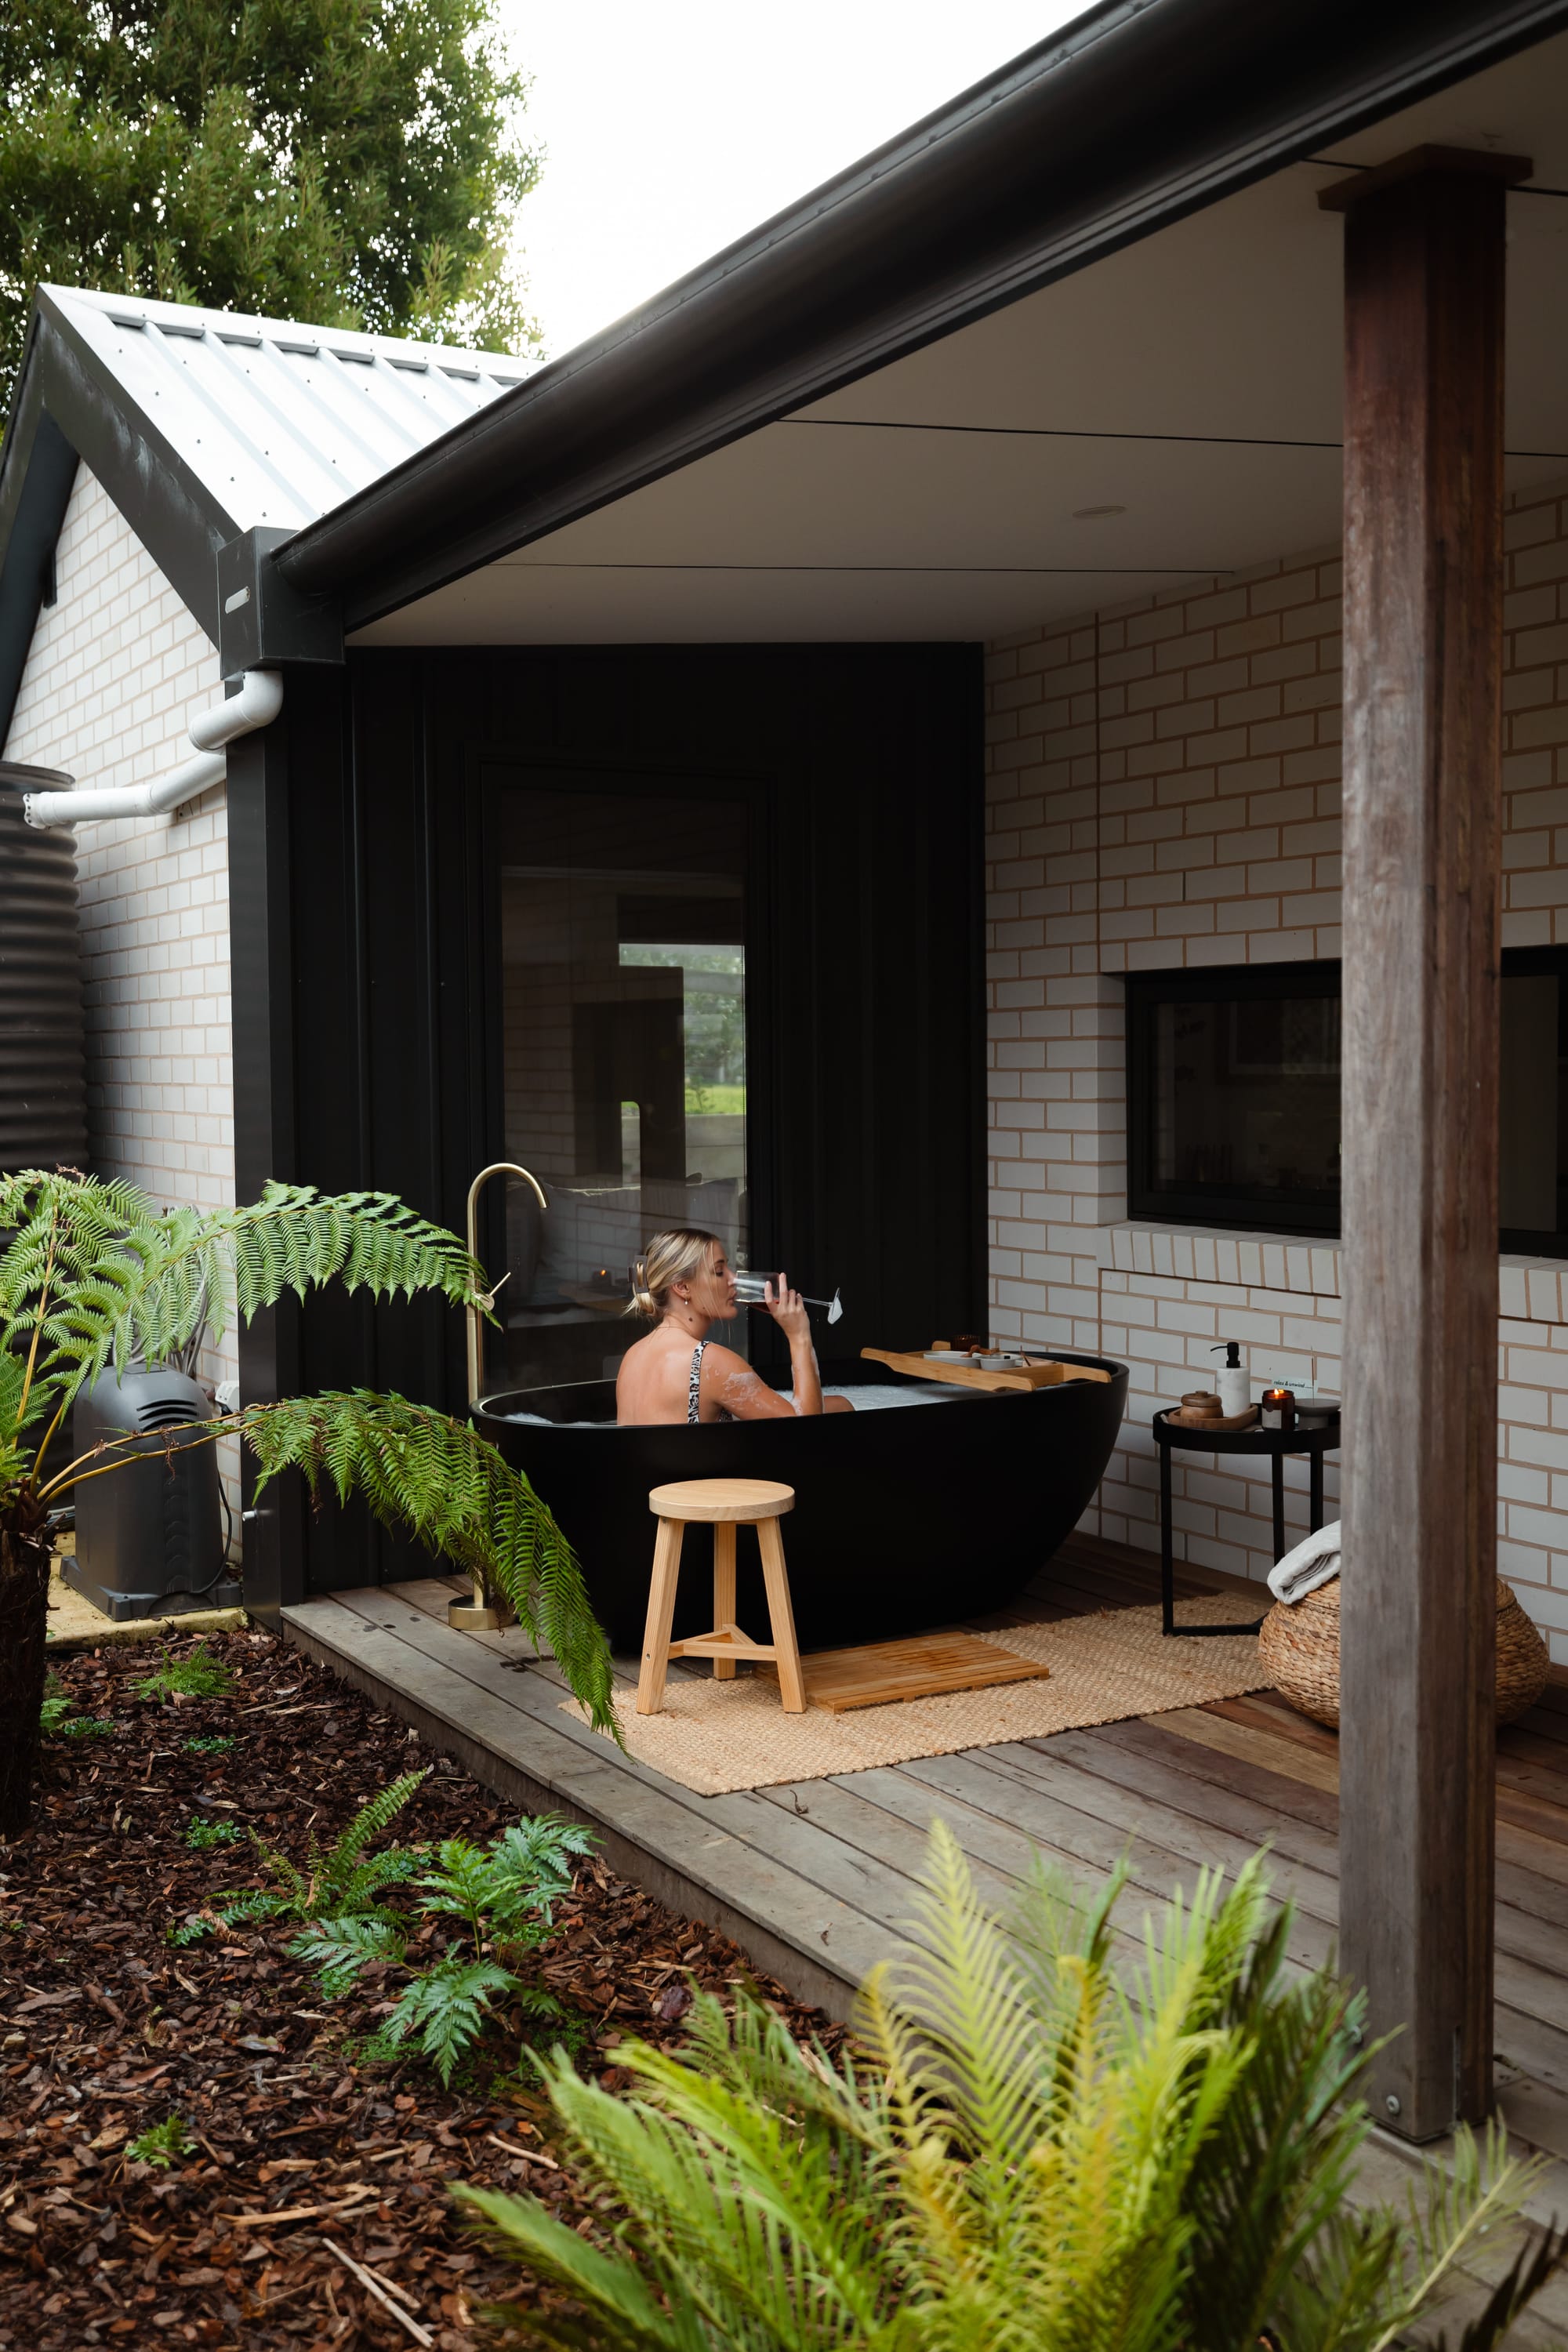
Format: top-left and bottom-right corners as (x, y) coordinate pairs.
(24, 670), (285, 829)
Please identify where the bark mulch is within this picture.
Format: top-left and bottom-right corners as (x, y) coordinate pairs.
(0, 1626), (845, 2350)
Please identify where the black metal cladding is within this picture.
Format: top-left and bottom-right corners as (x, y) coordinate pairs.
(0, 766), (87, 1174)
(229, 642), (985, 1607)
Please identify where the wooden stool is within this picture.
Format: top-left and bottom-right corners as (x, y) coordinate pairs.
(637, 1479), (804, 1715)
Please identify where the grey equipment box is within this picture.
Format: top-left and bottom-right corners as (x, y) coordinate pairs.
(65, 1369), (240, 1622)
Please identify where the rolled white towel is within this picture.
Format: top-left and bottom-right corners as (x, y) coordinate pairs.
(1268, 1519), (1342, 1606)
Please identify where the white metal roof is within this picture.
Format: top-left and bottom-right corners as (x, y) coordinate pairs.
(43, 285), (534, 533)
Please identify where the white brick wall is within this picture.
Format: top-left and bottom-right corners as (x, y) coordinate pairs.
(5, 463), (239, 1549)
(986, 472), (1568, 1659)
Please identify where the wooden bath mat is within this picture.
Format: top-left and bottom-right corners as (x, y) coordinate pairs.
(756, 1630), (1048, 1711)
(561, 1599), (1269, 1795)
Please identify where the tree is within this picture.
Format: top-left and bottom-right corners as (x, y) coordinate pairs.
(0, 1171), (615, 1837)
(0, 0), (541, 394)
(464, 1828), (1568, 2351)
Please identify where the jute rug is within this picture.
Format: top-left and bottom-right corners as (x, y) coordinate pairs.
(563, 1597), (1268, 1795)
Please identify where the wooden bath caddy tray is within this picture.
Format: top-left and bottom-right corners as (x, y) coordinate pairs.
(861, 1346), (1113, 1395)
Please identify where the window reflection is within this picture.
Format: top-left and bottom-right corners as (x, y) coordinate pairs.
(1152, 995), (1341, 1200)
(493, 787), (747, 1391)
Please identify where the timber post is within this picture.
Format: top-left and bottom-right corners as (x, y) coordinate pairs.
(1323, 145), (1529, 2140)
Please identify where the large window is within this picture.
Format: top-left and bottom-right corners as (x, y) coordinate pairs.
(1126, 952), (1568, 1250)
(488, 780), (750, 1391)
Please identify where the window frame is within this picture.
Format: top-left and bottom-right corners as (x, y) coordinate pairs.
(1123, 951), (1568, 1251)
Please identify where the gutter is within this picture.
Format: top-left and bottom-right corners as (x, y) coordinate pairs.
(24, 670), (282, 828)
(272, 0), (1568, 633)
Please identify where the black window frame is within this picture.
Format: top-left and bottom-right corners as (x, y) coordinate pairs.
(1124, 951), (1568, 1253)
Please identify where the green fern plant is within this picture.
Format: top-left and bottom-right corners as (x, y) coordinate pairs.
(168, 1886), (283, 1947)
(250, 1766), (433, 1922)
(132, 1642), (234, 1701)
(0, 1168), (618, 1835)
(289, 1809), (591, 2085)
(38, 1668), (115, 1740)
(241, 1392), (613, 1722)
(184, 1818), (241, 1849)
(125, 2114), (195, 2170)
(459, 1825), (1568, 2352)
(290, 1913), (409, 1998)
(38, 1671), (74, 1735)
(384, 1956), (557, 2088)
(173, 1767), (431, 1943)
(416, 1817), (594, 1944)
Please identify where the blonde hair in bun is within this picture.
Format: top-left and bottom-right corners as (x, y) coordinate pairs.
(627, 1229), (721, 1321)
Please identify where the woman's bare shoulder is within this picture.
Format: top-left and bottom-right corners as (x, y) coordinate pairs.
(616, 1330), (691, 1421)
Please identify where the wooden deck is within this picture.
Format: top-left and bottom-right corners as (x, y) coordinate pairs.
(281, 1534), (1568, 2129)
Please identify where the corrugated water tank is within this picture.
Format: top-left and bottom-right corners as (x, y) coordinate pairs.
(0, 762), (87, 1173)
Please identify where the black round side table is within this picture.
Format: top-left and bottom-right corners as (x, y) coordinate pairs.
(1151, 1409), (1341, 1638)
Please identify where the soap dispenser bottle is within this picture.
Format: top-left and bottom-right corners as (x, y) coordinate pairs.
(1210, 1339), (1250, 1419)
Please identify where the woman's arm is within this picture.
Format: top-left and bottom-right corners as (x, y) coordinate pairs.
(700, 1280), (843, 1419)
(765, 1277), (822, 1416)
(700, 1346), (803, 1420)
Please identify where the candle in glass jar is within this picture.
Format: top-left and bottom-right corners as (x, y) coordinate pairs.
(1261, 1386), (1296, 1432)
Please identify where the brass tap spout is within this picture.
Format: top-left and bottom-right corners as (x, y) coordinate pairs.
(466, 1161), (546, 1404)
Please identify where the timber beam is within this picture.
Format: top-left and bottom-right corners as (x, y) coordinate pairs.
(1327, 145), (1529, 2140)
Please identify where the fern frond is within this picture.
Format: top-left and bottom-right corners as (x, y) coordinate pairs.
(167, 1887), (287, 1944)
(418, 1817), (593, 1943)
(448, 1828), (1568, 2352)
(459, 2183), (697, 2352)
(1428, 2215), (1568, 2352)
(110, 1181), (484, 1384)
(242, 1391), (615, 1733)
(490, 1816), (597, 1922)
(386, 1957), (519, 2086)
(289, 1915), (408, 1998)
(0, 1170), (485, 1431)
(321, 1769), (430, 1890)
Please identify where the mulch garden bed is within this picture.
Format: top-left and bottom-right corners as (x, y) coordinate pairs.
(0, 1625), (844, 2350)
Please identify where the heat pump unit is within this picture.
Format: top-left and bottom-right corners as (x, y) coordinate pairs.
(65, 1369), (240, 1622)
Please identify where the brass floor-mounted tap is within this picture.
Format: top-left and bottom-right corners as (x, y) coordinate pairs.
(450, 1161), (547, 1634)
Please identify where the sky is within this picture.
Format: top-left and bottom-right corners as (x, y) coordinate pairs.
(493, 1), (1088, 362)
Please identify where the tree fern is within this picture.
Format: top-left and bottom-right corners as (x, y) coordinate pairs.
(459, 1826), (1565, 2352)
(241, 1392), (616, 1733)
(1, 1168), (619, 1835)
(0, 1171), (485, 1421)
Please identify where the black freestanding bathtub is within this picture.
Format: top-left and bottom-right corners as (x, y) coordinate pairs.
(472, 1354), (1129, 1654)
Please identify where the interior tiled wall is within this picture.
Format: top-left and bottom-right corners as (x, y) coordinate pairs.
(5, 463), (240, 1548)
(985, 472), (1568, 1659)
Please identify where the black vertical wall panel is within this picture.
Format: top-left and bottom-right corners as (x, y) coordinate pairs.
(256, 641), (982, 1599)
(230, 665), (343, 1613)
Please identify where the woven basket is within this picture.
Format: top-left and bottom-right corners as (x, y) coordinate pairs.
(1259, 1576), (1549, 1730)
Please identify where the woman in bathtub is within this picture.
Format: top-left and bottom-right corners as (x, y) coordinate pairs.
(616, 1228), (853, 1425)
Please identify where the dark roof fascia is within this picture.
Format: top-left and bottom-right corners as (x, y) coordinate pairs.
(277, 0), (1568, 633)
(0, 289), (241, 735)
(0, 350), (78, 740)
